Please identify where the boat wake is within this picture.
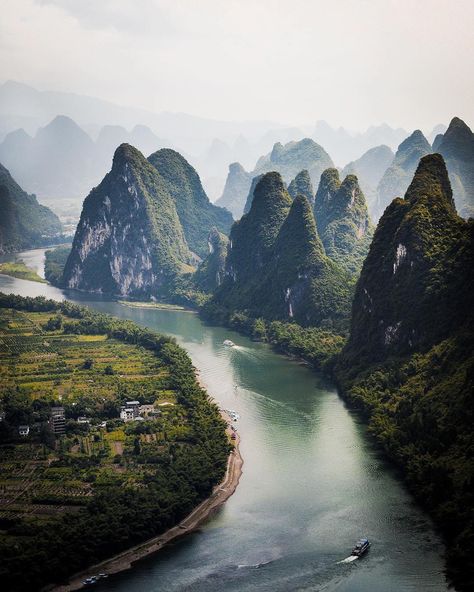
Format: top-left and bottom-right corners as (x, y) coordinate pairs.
(338, 555), (358, 564)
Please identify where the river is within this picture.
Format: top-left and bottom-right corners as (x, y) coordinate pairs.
(0, 249), (448, 591)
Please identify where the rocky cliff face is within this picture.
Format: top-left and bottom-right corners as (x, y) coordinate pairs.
(225, 172), (292, 287)
(257, 194), (351, 328)
(375, 130), (431, 220)
(213, 172), (352, 330)
(242, 173), (264, 215)
(437, 116), (474, 218)
(314, 169), (373, 274)
(343, 153), (470, 365)
(148, 149), (233, 258)
(63, 144), (191, 296)
(336, 154), (474, 588)
(342, 144), (394, 217)
(0, 162), (62, 254)
(193, 227), (229, 292)
(215, 162), (252, 219)
(287, 169), (314, 204)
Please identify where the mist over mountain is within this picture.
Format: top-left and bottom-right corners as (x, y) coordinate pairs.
(374, 130), (432, 220)
(437, 117), (474, 218)
(215, 163), (253, 218)
(0, 162), (62, 253)
(313, 120), (407, 165)
(342, 145), (394, 217)
(0, 115), (166, 201)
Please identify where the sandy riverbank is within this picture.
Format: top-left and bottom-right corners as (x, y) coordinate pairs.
(48, 409), (243, 592)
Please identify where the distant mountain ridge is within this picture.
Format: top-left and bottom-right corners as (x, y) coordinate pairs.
(0, 115), (165, 200)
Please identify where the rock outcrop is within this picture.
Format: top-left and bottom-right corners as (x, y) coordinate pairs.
(314, 169), (373, 274)
(343, 153), (470, 364)
(63, 144), (192, 296)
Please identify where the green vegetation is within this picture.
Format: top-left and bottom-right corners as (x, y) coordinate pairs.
(287, 169), (314, 203)
(211, 173), (353, 332)
(253, 138), (334, 190)
(62, 144), (193, 296)
(0, 293), (230, 591)
(193, 227), (229, 293)
(148, 148), (233, 258)
(336, 154), (474, 591)
(0, 162), (62, 254)
(342, 144), (394, 218)
(437, 116), (474, 218)
(44, 245), (71, 286)
(314, 169), (373, 275)
(375, 130), (431, 219)
(0, 260), (46, 283)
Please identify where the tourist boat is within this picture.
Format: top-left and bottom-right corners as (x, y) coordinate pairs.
(351, 538), (371, 556)
(223, 339), (235, 347)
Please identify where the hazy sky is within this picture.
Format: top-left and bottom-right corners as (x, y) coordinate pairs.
(1, 0), (473, 130)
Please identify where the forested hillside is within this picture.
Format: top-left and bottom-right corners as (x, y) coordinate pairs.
(336, 154), (474, 591)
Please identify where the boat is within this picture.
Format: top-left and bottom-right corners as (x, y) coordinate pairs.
(351, 538), (370, 556)
(223, 339), (235, 347)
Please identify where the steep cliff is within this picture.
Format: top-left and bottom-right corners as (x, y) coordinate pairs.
(257, 194), (352, 328)
(437, 116), (474, 218)
(147, 149), (233, 258)
(193, 227), (229, 292)
(63, 144), (192, 295)
(375, 130), (431, 220)
(242, 173), (264, 215)
(212, 172), (351, 330)
(215, 162), (252, 219)
(342, 153), (467, 364)
(314, 169), (373, 274)
(336, 154), (474, 591)
(0, 162), (62, 253)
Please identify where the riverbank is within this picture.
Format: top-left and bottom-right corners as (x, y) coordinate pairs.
(48, 411), (243, 592)
(0, 260), (47, 283)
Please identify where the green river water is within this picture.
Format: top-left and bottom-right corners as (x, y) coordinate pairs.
(0, 249), (448, 591)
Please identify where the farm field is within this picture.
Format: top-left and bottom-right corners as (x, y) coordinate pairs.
(0, 295), (230, 591)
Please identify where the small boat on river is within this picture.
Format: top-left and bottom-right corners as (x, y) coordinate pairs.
(223, 339), (235, 347)
(351, 538), (370, 557)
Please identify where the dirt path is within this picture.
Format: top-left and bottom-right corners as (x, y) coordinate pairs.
(49, 412), (243, 592)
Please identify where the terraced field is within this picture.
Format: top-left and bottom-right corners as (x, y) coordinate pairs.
(0, 293), (230, 592)
(0, 306), (199, 555)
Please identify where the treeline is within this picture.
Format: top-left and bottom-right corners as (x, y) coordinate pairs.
(0, 293), (230, 591)
(202, 303), (346, 372)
